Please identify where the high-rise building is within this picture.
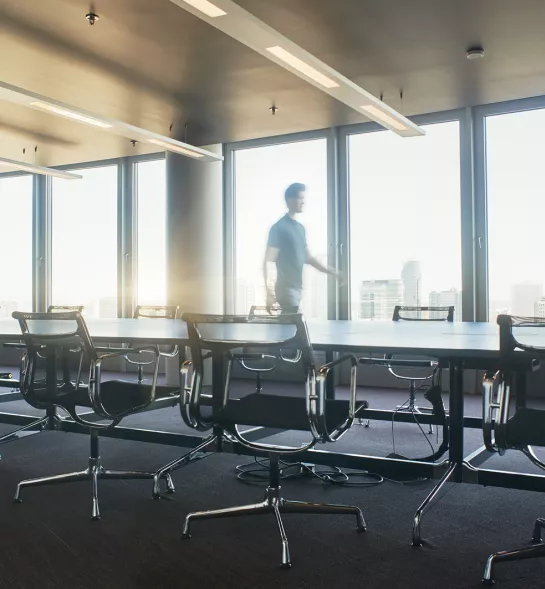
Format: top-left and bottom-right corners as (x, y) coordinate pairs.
(511, 283), (543, 316)
(534, 297), (545, 318)
(360, 279), (403, 320)
(401, 261), (422, 308)
(429, 288), (462, 319)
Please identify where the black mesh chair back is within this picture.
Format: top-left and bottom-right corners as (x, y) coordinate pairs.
(393, 306), (455, 322)
(134, 305), (179, 320)
(182, 312), (359, 449)
(483, 315), (545, 455)
(133, 305), (179, 359)
(48, 305), (85, 313)
(13, 311), (94, 411)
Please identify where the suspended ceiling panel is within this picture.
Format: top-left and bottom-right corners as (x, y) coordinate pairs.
(1, 0), (545, 166)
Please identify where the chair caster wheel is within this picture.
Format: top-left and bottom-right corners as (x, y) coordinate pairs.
(357, 526), (367, 533)
(152, 494), (161, 501)
(182, 533), (191, 540)
(91, 515), (101, 521)
(482, 579), (494, 586)
(280, 563), (292, 570)
(13, 498), (22, 504)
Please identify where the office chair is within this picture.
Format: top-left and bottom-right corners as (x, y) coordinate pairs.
(0, 305), (86, 444)
(121, 305), (179, 383)
(177, 312), (365, 569)
(359, 306), (454, 434)
(11, 311), (177, 519)
(481, 314), (545, 585)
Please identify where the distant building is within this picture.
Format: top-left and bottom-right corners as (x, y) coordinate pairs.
(429, 288), (462, 319)
(360, 279), (403, 320)
(535, 297), (545, 318)
(401, 261), (422, 308)
(511, 283), (543, 316)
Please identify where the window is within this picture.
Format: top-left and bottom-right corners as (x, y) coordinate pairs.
(486, 109), (545, 321)
(233, 139), (328, 318)
(51, 165), (118, 318)
(348, 121), (462, 320)
(136, 159), (167, 306)
(0, 176), (33, 316)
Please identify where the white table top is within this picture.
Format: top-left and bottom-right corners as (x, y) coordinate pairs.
(0, 317), (511, 358)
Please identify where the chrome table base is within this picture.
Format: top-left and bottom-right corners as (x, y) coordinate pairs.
(482, 518), (545, 585)
(153, 434), (217, 499)
(182, 485), (365, 568)
(412, 461), (457, 546)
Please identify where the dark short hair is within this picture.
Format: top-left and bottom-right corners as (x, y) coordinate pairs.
(284, 183), (306, 202)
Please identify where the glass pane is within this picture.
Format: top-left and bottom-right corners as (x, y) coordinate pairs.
(487, 109), (545, 321)
(348, 122), (462, 320)
(52, 166), (118, 318)
(0, 176), (33, 315)
(136, 159), (166, 306)
(234, 139), (328, 319)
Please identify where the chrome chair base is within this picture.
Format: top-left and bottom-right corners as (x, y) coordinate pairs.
(14, 431), (174, 519)
(182, 485), (366, 568)
(153, 434), (217, 499)
(482, 519), (545, 585)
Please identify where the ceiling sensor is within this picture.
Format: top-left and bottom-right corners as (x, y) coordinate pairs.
(466, 47), (485, 60)
(269, 105), (279, 116)
(86, 12), (100, 26)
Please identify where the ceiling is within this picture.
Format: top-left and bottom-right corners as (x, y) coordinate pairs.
(1, 0), (545, 167)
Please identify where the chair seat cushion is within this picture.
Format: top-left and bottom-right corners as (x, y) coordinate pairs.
(507, 408), (545, 447)
(218, 393), (368, 431)
(35, 381), (179, 417)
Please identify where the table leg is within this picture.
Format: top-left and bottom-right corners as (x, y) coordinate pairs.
(411, 359), (464, 546)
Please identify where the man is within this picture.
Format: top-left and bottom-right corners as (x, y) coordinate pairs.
(263, 182), (340, 313)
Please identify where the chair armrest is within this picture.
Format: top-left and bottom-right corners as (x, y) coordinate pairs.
(482, 370), (511, 454)
(314, 354), (358, 442)
(180, 360), (214, 431)
(3, 342), (26, 349)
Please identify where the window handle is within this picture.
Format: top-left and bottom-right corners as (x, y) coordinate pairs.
(477, 237), (483, 249)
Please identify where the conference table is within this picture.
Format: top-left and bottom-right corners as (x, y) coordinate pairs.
(0, 317), (543, 545)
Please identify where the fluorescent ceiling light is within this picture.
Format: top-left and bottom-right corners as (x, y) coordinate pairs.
(168, 0), (424, 138)
(180, 0), (226, 18)
(266, 46), (339, 89)
(148, 139), (204, 158)
(360, 105), (408, 132)
(30, 102), (112, 129)
(0, 157), (82, 179)
(0, 81), (223, 162)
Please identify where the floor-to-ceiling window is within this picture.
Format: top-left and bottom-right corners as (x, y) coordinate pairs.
(233, 138), (329, 319)
(347, 121), (462, 320)
(51, 165), (118, 318)
(0, 175), (33, 316)
(485, 108), (545, 321)
(136, 159), (167, 307)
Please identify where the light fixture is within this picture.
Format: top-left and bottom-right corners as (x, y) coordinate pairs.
(179, 0), (226, 18)
(0, 81), (223, 162)
(266, 46), (340, 89)
(167, 0), (424, 137)
(360, 105), (408, 132)
(0, 157), (82, 179)
(148, 139), (204, 158)
(30, 102), (112, 128)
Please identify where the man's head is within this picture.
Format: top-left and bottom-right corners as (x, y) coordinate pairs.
(285, 182), (306, 214)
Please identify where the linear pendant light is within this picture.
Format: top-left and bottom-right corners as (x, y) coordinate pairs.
(0, 157), (82, 179)
(168, 0), (424, 137)
(0, 81), (223, 162)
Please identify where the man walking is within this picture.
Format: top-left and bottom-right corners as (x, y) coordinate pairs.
(263, 182), (340, 313)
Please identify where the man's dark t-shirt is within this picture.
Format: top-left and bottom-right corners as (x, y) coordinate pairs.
(267, 215), (307, 293)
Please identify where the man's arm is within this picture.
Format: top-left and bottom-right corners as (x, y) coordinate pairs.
(306, 248), (341, 278)
(263, 246), (279, 309)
